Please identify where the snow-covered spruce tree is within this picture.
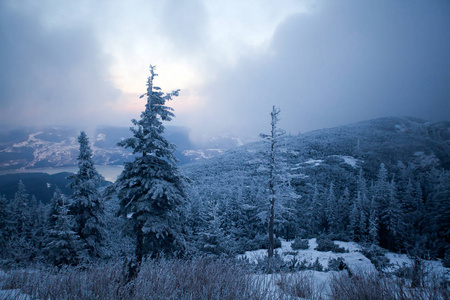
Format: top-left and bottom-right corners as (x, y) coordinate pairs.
(68, 131), (105, 262)
(0, 195), (10, 260)
(44, 189), (80, 267)
(260, 106), (297, 259)
(7, 180), (33, 263)
(116, 65), (187, 265)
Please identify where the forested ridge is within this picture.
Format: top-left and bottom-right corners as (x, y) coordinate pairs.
(1, 116), (449, 266)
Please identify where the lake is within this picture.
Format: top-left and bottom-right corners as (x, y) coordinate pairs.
(0, 165), (124, 182)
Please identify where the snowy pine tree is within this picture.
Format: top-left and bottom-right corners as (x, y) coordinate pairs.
(0, 195), (9, 260)
(349, 197), (360, 239)
(44, 190), (80, 267)
(116, 65), (187, 264)
(68, 131), (105, 262)
(368, 197), (379, 246)
(48, 187), (65, 228)
(325, 182), (338, 233)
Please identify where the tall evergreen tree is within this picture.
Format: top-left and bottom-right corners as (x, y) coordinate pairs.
(116, 65), (187, 265)
(68, 131), (105, 262)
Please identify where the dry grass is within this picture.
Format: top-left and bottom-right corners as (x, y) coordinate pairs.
(276, 271), (325, 300)
(329, 269), (450, 300)
(2, 258), (449, 299)
(1, 258), (270, 300)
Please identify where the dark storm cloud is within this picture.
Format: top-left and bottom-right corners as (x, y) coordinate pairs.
(191, 0), (450, 139)
(0, 2), (120, 128)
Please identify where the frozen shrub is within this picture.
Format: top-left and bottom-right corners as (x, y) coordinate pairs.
(316, 237), (347, 253)
(310, 257), (323, 272)
(327, 257), (345, 271)
(255, 254), (284, 274)
(292, 238), (309, 250)
(361, 245), (389, 272)
(248, 234), (281, 251)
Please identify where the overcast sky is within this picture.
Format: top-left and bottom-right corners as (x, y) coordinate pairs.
(1, 0), (449, 144)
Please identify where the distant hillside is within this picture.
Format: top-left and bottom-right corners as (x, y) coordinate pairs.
(0, 125), (245, 170)
(183, 116), (450, 189)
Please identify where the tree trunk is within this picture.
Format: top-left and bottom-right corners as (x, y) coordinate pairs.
(135, 222), (144, 264)
(268, 106), (277, 259)
(268, 196), (275, 259)
(126, 221), (144, 283)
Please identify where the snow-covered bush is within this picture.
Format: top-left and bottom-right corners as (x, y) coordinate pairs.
(246, 234), (282, 251)
(315, 236), (347, 253)
(291, 238), (309, 250)
(310, 257), (323, 271)
(327, 257), (345, 271)
(361, 245), (389, 271)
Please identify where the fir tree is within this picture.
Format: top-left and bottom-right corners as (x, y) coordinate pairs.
(349, 198), (360, 239)
(11, 180), (29, 235)
(325, 182), (338, 233)
(68, 131), (105, 262)
(116, 65), (187, 265)
(48, 187), (65, 228)
(44, 191), (80, 267)
(368, 197), (379, 246)
(0, 195), (9, 259)
(337, 187), (351, 233)
(385, 177), (402, 249)
(305, 183), (320, 236)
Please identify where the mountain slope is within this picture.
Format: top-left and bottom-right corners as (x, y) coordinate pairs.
(183, 116), (450, 186)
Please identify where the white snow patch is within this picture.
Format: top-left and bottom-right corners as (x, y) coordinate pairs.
(412, 151), (440, 167)
(46, 183), (51, 189)
(304, 159), (323, 167)
(330, 155), (361, 168)
(240, 238), (375, 272)
(385, 252), (449, 279)
(341, 156), (360, 168)
(395, 124), (409, 132)
(96, 133), (106, 141)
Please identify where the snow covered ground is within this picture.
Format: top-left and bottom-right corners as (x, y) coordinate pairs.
(239, 238), (450, 298)
(241, 238), (373, 271)
(2, 239), (448, 299)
